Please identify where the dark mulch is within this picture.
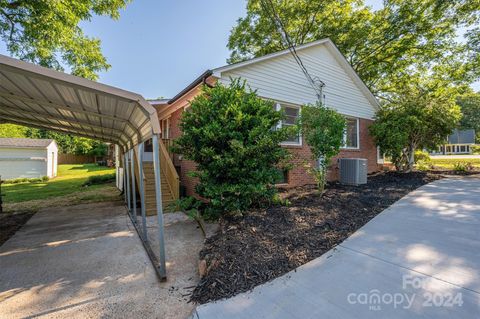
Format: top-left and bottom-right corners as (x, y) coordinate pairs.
(190, 171), (441, 304)
(0, 211), (35, 246)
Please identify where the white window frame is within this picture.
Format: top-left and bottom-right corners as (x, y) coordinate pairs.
(341, 117), (360, 150)
(161, 117), (170, 139)
(376, 146), (384, 164)
(276, 103), (302, 146)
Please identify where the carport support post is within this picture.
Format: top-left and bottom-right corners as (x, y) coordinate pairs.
(137, 143), (148, 238)
(125, 152), (132, 216)
(123, 153), (127, 204)
(152, 134), (167, 279)
(129, 148), (137, 223)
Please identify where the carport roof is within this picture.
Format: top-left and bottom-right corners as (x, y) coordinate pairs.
(0, 54), (160, 151)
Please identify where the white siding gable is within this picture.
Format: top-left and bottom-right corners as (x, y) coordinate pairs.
(215, 42), (377, 119)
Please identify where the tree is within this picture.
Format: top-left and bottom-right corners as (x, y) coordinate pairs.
(457, 93), (480, 143)
(299, 103), (345, 192)
(227, 0), (480, 98)
(171, 79), (292, 217)
(370, 81), (462, 172)
(25, 127), (107, 155)
(0, 0), (130, 80)
(0, 123), (26, 137)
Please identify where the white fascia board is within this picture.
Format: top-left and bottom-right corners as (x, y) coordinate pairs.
(212, 38), (380, 112)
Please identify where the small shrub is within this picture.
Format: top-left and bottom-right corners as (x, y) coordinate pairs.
(82, 173), (115, 186)
(415, 160), (432, 171)
(414, 150), (431, 164)
(453, 162), (474, 172)
(3, 177), (46, 184)
(41, 176), (49, 182)
(299, 103), (346, 192)
(172, 196), (207, 236)
(471, 145), (480, 155)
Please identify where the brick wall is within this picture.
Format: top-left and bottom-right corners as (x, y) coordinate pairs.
(160, 85), (379, 196)
(282, 118), (378, 187)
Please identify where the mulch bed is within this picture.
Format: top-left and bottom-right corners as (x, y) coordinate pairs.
(0, 211), (35, 246)
(190, 171), (442, 304)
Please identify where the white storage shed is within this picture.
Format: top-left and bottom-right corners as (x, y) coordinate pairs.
(0, 138), (58, 180)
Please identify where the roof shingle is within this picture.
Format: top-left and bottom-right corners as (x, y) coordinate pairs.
(0, 138), (54, 148)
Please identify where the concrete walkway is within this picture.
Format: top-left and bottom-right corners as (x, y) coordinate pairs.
(193, 176), (480, 318)
(0, 202), (209, 319)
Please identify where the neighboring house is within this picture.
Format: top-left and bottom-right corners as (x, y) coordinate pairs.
(151, 38), (381, 196)
(0, 138), (58, 180)
(430, 129), (477, 155)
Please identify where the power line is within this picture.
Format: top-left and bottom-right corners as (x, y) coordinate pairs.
(259, 0), (325, 102)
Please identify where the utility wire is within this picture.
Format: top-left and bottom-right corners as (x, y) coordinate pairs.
(259, 0), (325, 102)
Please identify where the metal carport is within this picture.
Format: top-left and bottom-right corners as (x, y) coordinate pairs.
(0, 54), (167, 279)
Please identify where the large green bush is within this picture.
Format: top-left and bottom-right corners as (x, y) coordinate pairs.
(171, 79), (292, 218)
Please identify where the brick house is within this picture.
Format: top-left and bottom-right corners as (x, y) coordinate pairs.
(151, 39), (381, 196)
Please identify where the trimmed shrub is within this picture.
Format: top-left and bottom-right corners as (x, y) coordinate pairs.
(414, 150), (431, 164)
(171, 79), (292, 218)
(3, 177), (47, 184)
(82, 173), (116, 186)
(453, 162), (474, 172)
(472, 145), (480, 155)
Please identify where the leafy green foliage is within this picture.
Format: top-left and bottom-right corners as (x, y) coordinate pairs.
(457, 93), (480, 143)
(0, 124), (108, 155)
(453, 162), (474, 172)
(25, 127), (108, 155)
(472, 145), (480, 155)
(172, 196), (207, 236)
(0, 0), (130, 80)
(228, 0), (480, 98)
(370, 81), (462, 172)
(0, 124), (27, 137)
(299, 103), (346, 191)
(171, 79), (291, 217)
(3, 176), (48, 184)
(82, 173), (116, 186)
(414, 150), (431, 164)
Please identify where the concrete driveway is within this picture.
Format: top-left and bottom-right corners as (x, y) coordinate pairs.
(0, 201), (208, 319)
(193, 176), (480, 318)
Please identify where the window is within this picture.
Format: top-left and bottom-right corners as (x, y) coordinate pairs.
(274, 168), (289, 184)
(144, 138), (153, 152)
(377, 146), (384, 164)
(276, 103), (301, 145)
(161, 118), (170, 139)
(343, 118), (359, 149)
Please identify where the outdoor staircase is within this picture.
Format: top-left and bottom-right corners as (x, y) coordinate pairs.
(143, 162), (177, 214)
(132, 139), (179, 215)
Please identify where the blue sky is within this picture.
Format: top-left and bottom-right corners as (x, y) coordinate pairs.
(0, 0), (478, 98)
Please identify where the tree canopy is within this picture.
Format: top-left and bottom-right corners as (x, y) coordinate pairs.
(228, 0), (480, 99)
(0, 0), (130, 80)
(0, 123), (108, 155)
(457, 92), (480, 143)
(370, 79), (462, 172)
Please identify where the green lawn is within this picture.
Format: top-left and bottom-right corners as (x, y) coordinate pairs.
(431, 158), (480, 169)
(3, 164), (116, 203)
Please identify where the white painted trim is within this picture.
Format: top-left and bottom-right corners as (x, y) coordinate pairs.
(212, 38), (379, 111)
(277, 102), (302, 146)
(341, 117), (360, 150)
(213, 39), (331, 75)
